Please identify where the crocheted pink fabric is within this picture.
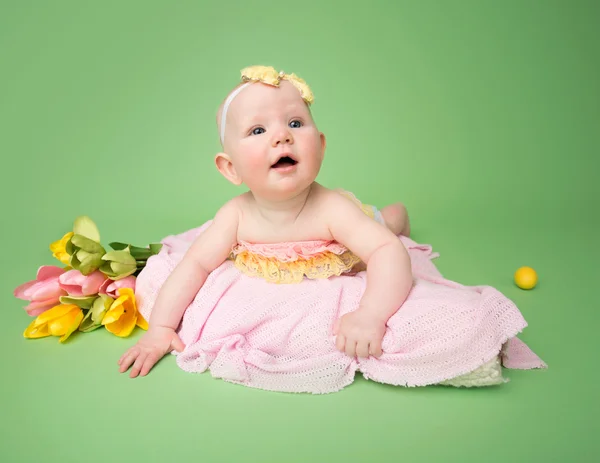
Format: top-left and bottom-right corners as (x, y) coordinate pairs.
(135, 222), (546, 393)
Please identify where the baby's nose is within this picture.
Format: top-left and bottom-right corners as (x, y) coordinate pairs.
(276, 136), (292, 144)
(272, 127), (294, 145)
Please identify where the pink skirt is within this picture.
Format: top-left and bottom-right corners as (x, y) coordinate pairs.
(135, 222), (546, 394)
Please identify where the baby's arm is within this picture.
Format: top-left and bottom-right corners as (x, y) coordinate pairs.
(327, 194), (412, 358)
(147, 200), (240, 330)
(118, 199), (240, 377)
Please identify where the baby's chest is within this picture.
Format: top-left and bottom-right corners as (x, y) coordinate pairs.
(238, 216), (332, 243)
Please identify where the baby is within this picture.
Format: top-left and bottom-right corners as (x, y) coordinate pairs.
(118, 65), (414, 378)
(119, 66), (545, 390)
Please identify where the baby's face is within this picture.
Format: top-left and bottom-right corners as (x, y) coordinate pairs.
(222, 80), (325, 199)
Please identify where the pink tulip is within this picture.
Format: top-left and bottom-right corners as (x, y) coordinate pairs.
(58, 269), (107, 296)
(99, 275), (136, 298)
(14, 266), (67, 316)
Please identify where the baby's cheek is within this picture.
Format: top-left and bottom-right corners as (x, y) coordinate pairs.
(244, 153), (267, 173)
(248, 152), (266, 166)
(235, 145), (264, 168)
(237, 153), (269, 184)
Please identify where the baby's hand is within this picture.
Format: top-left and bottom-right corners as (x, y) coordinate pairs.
(333, 310), (386, 359)
(118, 325), (185, 378)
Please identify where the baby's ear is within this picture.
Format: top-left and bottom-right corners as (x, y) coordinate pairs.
(319, 132), (327, 161)
(215, 153), (242, 185)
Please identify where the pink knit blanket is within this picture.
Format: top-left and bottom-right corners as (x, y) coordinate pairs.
(135, 222), (546, 393)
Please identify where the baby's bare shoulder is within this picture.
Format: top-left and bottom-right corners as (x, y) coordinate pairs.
(227, 192), (258, 223)
(217, 193), (252, 216)
(312, 185), (356, 210)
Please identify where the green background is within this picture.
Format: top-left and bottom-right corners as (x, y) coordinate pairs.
(1, 0), (598, 461)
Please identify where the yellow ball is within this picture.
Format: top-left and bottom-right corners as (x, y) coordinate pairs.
(514, 266), (538, 290)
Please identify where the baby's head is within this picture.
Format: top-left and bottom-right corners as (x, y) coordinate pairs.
(215, 65), (326, 201)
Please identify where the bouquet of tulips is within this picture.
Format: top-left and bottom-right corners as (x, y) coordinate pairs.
(13, 216), (162, 343)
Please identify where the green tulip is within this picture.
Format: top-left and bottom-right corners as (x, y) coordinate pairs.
(107, 241), (163, 274)
(64, 216), (105, 275)
(66, 234), (106, 275)
(100, 248), (137, 280)
(59, 295), (97, 309)
(73, 215), (101, 242)
(79, 295), (114, 332)
(109, 242), (162, 260)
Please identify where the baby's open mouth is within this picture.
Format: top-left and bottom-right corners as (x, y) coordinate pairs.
(271, 156), (298, 169)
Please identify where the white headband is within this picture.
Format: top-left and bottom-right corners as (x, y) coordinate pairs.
(220, 82), (251, 145)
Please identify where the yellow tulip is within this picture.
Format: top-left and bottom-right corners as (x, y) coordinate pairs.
(101, 288), (148, 337)
(23, 303), (83, 343)
(50, 232), (74, 266)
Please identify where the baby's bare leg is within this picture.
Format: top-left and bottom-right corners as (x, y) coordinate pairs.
(380, 203), (410, 236)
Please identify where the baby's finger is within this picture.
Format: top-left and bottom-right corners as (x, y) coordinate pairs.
(118, 346), (139, 366)
(129, 352), (148, 378)
(345, 339), (357, 358)
(171, 335), (186, 353)
(140, 352), (161, 377)
(369, 339), (383, 358)
(335, 334), (346, 352)
(332, 319), (341, 335)
(119, 348), (140, 373)
(356, 340), (370, 359)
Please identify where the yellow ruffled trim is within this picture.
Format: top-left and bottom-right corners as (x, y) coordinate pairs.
(231, 249), (362, 284)
(240, 65), (314, 105)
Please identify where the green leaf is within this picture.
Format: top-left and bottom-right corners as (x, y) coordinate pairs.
(99, 262), (116, 277)
(109, 245), (151, 260)
(76, 249), (91, 261)
(71, 234), (105, 253)
(109, 242), (162, 256)
(59, 296), (97, 309)
(79, 310), (102, 332)
(66, 238), (74, 256)
(149, 243), (162, 254)
(78, 253), (103, 275)
(73, 216), (100, 242)
(69, 252), (81, 270)
(101, 256), (136, 280)
(102, 249), (136, 265)
(110, 270), (137, 281)
(91, 294), (113, 323)
(109, 243), (147, 253)
(110, 262), (136, 274)
(129, 249), (151, 260)
(130, 244), (149, 252)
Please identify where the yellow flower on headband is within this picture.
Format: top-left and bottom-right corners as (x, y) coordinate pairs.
(240, 65), (314, 105)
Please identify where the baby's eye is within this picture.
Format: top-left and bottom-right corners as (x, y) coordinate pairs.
(289, 120), (303, 128)
(251, 127), (265, 135)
